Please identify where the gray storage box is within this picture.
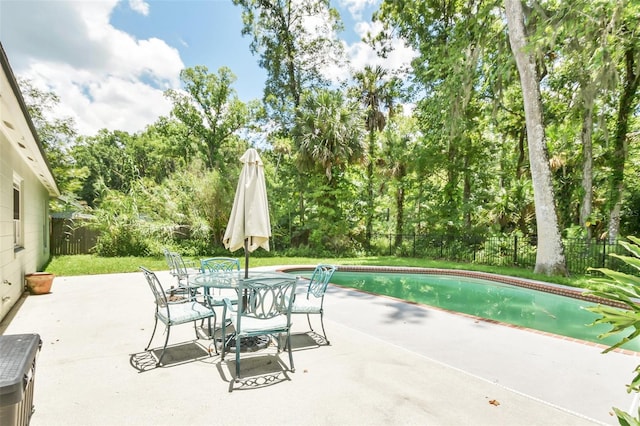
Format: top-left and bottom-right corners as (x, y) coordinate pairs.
(0, 334), (41, 426)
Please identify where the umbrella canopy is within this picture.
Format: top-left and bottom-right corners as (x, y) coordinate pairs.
(223, 148), (271, 277)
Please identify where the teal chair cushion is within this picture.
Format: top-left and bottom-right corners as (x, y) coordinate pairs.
(157, 301), (215, 325)
(291, 298), (322, 314)
(229, 312), (289, 334)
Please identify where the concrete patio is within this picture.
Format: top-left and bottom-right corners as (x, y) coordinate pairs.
(1, 267), (638, 425)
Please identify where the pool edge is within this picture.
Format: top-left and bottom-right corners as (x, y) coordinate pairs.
(279, 264), (640, 356)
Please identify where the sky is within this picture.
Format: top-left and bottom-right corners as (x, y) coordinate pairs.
(0, 0), (415, 137)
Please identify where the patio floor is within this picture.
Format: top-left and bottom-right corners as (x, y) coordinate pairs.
(1, 267), (638, 425)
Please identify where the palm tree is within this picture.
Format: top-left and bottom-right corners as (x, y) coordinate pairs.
(353, 65), (390, 249)
(295, 88), (365, 182)
(294, 88), (365, 237)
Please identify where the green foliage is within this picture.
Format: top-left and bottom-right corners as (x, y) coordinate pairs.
(90, 190), (155, 257)
(613, 406), (640, 426)
(164, 66), (250, 170)
(22, 0), (640, 269)
(18, 78), (81, 204)
(71, 130), (140, 207)
(294, 88), (365, 180)
(586, 236), (640, 424)
(88, 161), (236, 257)
(232, 0), (345, 126)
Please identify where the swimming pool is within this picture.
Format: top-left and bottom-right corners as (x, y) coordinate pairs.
(286, 266), (639, 352)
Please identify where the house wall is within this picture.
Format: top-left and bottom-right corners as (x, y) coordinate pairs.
(0, 43), (58, 322)
(0, 131), (51, 319)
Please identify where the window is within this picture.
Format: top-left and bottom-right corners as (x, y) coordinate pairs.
(13, 176), (23, 248)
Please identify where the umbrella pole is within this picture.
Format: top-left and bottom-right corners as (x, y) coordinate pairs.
(244, 238), (249, 279)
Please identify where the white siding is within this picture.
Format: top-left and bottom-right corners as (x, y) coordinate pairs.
(0, 112), (51, 320)
(1, 44), (59, 321)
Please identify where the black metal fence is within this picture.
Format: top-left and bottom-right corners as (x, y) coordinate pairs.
(50, 219), (635, 276)
(365, 233), (634, 276)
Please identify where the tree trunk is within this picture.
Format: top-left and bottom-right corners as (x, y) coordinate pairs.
(607, 45), (640, 244)
(394, 164), (406, 248)
(579, 91), (594, 240)
(365, 129), (375, 249)
(504, 0), (567, 276)
(463, 153), (471, 227)
(516, 125), (526, 179)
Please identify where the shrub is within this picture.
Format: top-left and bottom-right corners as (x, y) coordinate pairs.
(586, 236), (640, 425)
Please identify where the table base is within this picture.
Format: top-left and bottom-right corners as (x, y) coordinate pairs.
(218, 335), (270, 353)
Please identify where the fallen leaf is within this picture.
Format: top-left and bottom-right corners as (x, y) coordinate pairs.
(489, 399), (500, 406)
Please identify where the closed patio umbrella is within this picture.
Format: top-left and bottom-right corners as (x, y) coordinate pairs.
(223, 148), (271, 278)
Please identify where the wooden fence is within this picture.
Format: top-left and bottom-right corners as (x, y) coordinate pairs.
(50, 218), (98, 255)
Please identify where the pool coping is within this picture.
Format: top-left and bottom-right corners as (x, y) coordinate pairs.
(280, 264), (639, 356)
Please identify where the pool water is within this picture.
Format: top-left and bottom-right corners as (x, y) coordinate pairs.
(297, 270), (639, 351)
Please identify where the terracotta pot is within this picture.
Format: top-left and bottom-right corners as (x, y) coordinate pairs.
(25, 273), (54, 295)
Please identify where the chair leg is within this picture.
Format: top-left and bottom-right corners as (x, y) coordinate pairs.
(207, 317), (218, 355)
(156, 326), (171, 366)
(235, 342), (241, 382)
(221, 307), (228, 360)
(306, 313), (315, 332)
(287, 333), (295, 373)
(145, 317), (159, 351)
(319, 311), (330, 345)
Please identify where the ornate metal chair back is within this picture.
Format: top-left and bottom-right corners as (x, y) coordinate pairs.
(200, 257), (240, 274)
(307, 264), (337, 299)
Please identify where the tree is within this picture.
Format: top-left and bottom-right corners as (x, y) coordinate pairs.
(295, 88), (365, 182)
(232, 0), (344, 130)
(293, 88), (365, 248)
(379, 115), (419, 249)
(18, 78), (83, 204)
(71, 130), (139, 207)
(504, 0), (567, 276)
(375, 0), (507, 233)
(607, 20), (640, 243)
(352, 65), (392, 249)
(164, 66), (250, 171)
(539, 1), (636, 241)
(133, 118), (191, 182)
(232, 0), (346, 245)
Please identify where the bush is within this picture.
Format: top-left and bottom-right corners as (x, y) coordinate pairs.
(586, 236), (640, 425)
(93, 226), (151, 257)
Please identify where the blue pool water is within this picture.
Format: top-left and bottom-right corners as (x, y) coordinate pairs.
(294, 270), (639, 351)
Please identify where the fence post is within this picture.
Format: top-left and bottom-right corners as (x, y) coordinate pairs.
(602, 239), (607, 268)
(389, 233), (392, 256)
(513, 235), (518, 266)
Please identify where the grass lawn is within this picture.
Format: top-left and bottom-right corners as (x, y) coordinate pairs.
(44, 254), (592, 289)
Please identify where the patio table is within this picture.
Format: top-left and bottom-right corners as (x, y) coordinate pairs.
(188, 271), (298, 351)
(188, 270), (295, 290)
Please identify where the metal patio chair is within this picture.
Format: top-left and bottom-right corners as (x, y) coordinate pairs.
(164, 249), (200, 300)
(291, 264), (337, 344)
(221, 277), (297, 381)
(141, 267), (217, 366)
(199, 257), (241, 330)
(200, 257), (241, 274)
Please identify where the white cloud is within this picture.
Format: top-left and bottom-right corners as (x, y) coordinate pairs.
(322, 19), (417, 84)
(349, 21), (417, 76)
(338, 0), (379, 20)
(128, 0), (150, 16)
(0, 0), (183, 136)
